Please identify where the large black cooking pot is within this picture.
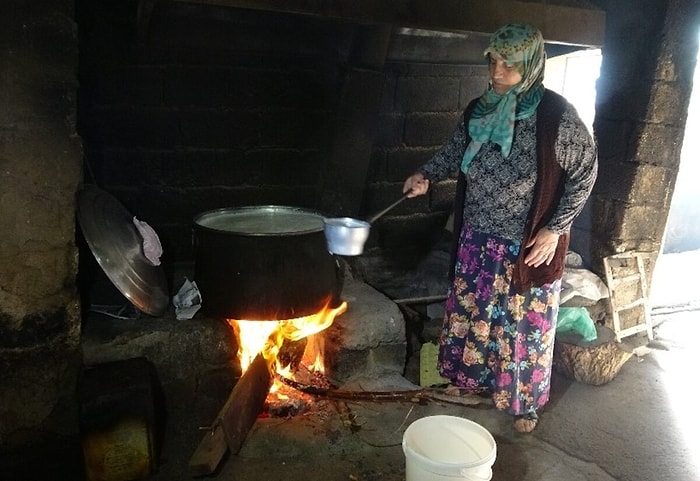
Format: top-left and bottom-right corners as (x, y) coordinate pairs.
(193, 205), (342, 320)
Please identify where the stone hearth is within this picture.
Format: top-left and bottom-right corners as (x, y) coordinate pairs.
(82, 272), (411, 412)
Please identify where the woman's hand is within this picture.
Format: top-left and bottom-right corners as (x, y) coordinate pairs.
(524, 228), (560, 267)
(403, 173), (430, 198)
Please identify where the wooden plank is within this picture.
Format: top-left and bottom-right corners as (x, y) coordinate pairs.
(616, 298), (646, 311)
(188, 424), (228, 477)
(610, 273), (642, 288)
(188, 352), (273, 476)
(220, 352), (273, 453)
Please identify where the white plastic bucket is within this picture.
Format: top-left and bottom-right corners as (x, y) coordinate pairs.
(402, 415), (497, 481)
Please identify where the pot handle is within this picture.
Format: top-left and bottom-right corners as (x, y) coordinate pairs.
(366, 193), (410, 224)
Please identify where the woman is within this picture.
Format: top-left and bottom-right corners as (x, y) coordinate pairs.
(403, 23), (597, 433)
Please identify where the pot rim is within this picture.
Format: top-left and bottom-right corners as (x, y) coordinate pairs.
(193, 205), (327, 236)
(323, 217), (371, 229)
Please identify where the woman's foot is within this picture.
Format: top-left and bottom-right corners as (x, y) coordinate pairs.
(514, 413), (538, 433)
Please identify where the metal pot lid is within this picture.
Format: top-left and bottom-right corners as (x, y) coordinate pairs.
(194, 205), (325, 236)
(77, 184), (169, 317)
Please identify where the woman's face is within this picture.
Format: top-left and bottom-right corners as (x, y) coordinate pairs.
(488, 54), (523, 95)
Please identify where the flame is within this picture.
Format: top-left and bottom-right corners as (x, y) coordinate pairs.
(227, 300), (347, 380)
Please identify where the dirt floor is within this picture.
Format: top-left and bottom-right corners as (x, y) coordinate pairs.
(141, 251), (700, 481)
(146, 314), (699, 481)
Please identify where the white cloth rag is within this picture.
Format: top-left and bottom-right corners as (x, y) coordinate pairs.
(133, 217), (163, 266)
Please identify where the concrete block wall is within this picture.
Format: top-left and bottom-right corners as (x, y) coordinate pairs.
(589, 0), (699, 277)
(78, 1), (355, 262)
(359, 40), (490, 258)
(75, 0), (700, 279)
(76, 2), (492, 266)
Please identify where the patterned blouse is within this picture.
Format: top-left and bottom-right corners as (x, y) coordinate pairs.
(419, 103), (597, 241)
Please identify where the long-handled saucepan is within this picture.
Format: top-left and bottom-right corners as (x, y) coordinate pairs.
(323, 193), (410, 256)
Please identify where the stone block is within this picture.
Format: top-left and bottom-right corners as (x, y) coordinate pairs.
(326, 344), (407, 386)
(647, 81), (686, 125)
(178, 110), (258, 149)
(373, 113), (404, 147)
(617, 204), (667, 240)
(378, 73), (397, 113)
(594, 118), (635, 162)
(82, 315), (238, 385)
(396, 77), (460, 112)
(625, 164), (673, 204)
(363, 184), (429, 217)
(96, 66), (163, 107)
(242, 150), (322, 186)
(163, 66), (236, 107)
(100, 150), (180, 187)
(256, 110), (328, 149)
(459, 69), (489, 108)
(373, 212), (450, 253)
(384, 146), (437, 182)
(323, 279), (407, 385)
(635, 123), (684, 168)
(93, 108), (180, 149)
(404, 112), (462, 146)
(366, 149), (388, 182)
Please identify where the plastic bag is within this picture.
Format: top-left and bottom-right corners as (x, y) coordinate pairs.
(557, 306), (598, 342)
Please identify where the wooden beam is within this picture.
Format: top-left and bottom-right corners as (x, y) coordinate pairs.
(170, 0), (606, 47)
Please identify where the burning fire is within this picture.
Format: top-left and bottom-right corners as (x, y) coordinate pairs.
(227, 299), (347, 386)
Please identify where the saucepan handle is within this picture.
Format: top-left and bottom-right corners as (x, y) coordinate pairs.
(366, 193), (410, 224)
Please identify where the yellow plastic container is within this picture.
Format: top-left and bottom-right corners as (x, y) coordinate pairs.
(78, 357), (159, 481)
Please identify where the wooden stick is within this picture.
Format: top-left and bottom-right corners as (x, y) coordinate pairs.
(277, 374), (489, 408)
(392, 295), (447, 305)
(332, 400), (362, 433)
(189, 353), (273, 476)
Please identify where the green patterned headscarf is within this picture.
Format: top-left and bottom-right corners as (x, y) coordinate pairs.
(461, 23), (546, 172)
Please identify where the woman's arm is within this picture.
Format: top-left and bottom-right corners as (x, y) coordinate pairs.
(547, 103), (598, 234)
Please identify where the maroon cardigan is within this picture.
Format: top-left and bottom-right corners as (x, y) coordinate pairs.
(450, 89), (569, 293)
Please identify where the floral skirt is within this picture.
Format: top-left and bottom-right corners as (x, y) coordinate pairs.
(437, 224), (561, 417)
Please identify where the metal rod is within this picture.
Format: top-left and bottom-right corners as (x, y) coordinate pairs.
(366, 193), (410, 224)
(392, 295), (447, 305)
